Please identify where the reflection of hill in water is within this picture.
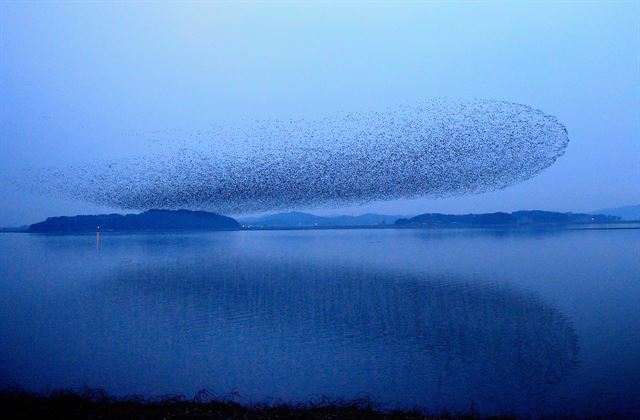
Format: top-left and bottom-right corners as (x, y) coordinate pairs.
(104, 259), (578, 414)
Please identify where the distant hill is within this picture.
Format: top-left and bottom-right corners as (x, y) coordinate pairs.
(593, 204), (640, 221)
(239, 211), (408, 227)
(28, 209), (240, 233)
(395, 210), (620, 227)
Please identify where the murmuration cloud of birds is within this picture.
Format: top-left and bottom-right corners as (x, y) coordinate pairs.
(23, 99), (569, 214)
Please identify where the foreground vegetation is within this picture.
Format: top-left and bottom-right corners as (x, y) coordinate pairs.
(1, 388), (515, 420)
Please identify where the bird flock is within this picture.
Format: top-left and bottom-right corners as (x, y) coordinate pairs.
(24, 99), (569, 214)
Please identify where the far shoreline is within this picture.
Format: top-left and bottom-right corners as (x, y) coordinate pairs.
(2, 208), (638, 234)
(2, 221), (639, 235)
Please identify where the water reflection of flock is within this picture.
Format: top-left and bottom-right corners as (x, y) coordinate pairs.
(103, 257), (578, 414)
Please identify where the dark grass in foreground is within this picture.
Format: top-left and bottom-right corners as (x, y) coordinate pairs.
(0, 388), (515, 420)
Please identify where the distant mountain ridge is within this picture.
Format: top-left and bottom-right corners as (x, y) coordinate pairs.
(21, 208), (630, 233)
(395, 210), (620, 227)
(593, 204), (640, 221)
(239, 211), (407, 227)
(28, 209), (240, 233)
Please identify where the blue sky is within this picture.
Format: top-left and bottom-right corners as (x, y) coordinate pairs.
(1, 1), (638, 225)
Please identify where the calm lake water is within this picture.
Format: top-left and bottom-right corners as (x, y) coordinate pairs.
(1, 228), (638, 417)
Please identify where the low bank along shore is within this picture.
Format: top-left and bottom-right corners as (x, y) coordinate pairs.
(1, 388), (515, 420)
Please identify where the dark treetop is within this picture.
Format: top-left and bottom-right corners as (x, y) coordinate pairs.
(28, 209), (240, 233)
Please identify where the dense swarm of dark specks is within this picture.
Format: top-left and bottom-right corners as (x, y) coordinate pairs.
(25, 99), (569, 214)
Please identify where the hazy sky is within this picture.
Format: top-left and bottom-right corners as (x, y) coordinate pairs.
(1, 1), (638, 226)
